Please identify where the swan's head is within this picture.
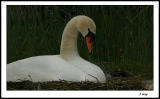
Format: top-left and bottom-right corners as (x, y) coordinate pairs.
(75, 15), (96, 53)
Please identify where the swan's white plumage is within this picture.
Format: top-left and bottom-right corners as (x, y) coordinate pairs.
(7, 55), (86, 82)
(7, 15), (106, 83)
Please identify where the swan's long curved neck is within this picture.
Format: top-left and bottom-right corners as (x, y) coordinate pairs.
(60, 21), (80, 60)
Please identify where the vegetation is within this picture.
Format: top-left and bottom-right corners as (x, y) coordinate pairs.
(7, 74), (147, 90)
(7, 5), (153, 90)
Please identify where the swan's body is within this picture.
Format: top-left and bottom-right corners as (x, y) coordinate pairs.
(7, 15), (106, 83)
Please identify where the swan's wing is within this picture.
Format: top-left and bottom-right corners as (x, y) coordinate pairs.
(7, 55), (86, 82)
(68, 57), (106, 83)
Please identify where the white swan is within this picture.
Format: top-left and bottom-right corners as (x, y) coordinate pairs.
(7, 15), (106, 83)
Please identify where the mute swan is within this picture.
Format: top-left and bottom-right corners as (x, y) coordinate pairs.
(7, 15), (106, 83)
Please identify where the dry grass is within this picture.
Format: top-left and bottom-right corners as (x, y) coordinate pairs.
(7, 74), (149, 90)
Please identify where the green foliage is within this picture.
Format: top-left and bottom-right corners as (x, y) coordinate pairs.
(7, 5), (153, 80)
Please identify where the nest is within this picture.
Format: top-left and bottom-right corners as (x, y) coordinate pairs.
(7, 74), (148, 90)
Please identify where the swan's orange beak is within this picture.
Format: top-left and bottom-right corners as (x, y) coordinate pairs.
(85, 36), (92, 53)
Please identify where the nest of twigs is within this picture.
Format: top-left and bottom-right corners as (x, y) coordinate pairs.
(7, 73), (148, 90)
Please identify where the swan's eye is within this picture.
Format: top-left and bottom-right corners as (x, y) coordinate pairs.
(85, 28), (95, 43)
